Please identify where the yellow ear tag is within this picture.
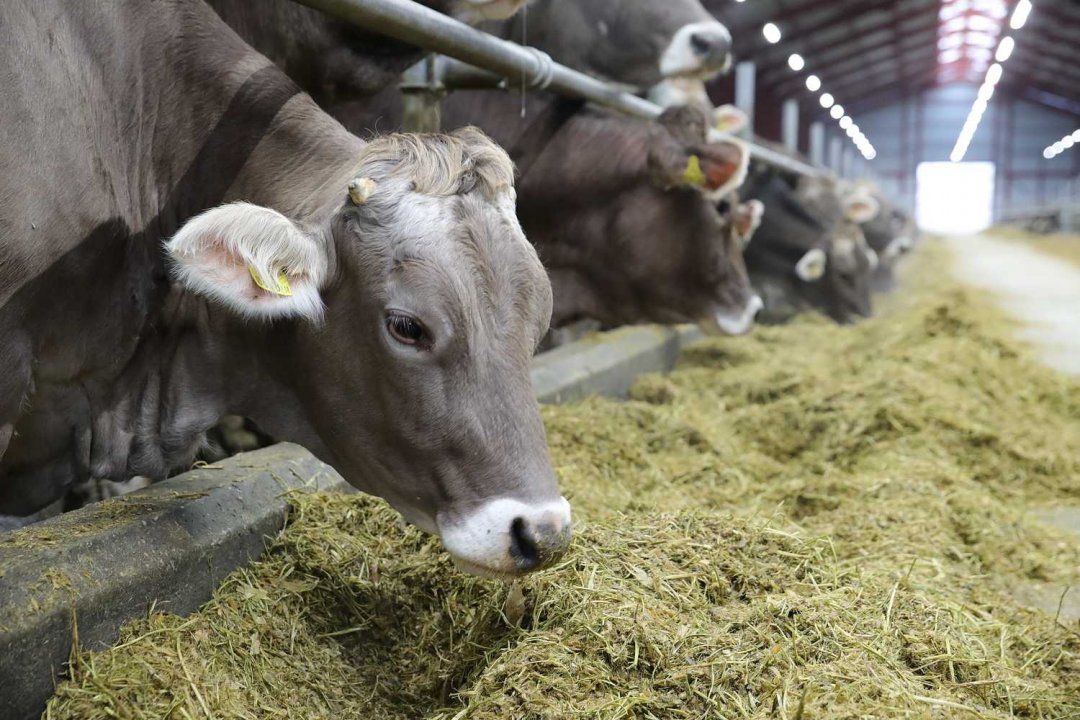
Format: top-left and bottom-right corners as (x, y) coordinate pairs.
(248, 265), (293, 297)
(681, 155), (707, 187)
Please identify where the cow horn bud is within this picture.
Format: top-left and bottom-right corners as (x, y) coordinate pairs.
(348, 177), (377, 205)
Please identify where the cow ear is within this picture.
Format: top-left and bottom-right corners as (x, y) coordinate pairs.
(166, 202), (328, 321)
(795, 248), (827, 282)
(713, 105), (748, 134)
(650, 139), (749, 199)
(844, 193), (880, 223)
(696, 138), (750, 198)
(733, 199), (765, 247)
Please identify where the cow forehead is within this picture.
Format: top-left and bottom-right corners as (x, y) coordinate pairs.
(385, 192), (550, 335)
(398, 191), (536, 276)
(456, 195), (550, 325)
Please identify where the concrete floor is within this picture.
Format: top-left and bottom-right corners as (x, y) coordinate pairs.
(949, 233), (1080, 377)
(949, 233), (1080, 622)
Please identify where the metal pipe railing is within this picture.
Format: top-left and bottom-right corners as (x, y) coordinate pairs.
(295, 0), (822, 178)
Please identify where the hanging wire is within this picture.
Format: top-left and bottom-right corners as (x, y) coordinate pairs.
(520, 2), (528, 118)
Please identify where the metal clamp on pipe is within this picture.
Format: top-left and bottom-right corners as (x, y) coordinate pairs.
(433, 50), (554, 92)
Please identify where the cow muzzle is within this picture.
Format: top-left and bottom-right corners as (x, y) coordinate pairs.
(703, 294), (764, 336)
(437, 497), (572, 579)
(659, 22), (734, 79)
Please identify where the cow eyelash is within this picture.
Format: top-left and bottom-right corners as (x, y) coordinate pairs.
(386, 313), (428, 347)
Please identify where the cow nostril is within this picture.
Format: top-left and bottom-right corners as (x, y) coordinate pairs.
(509, 516), (541, 570)
(690, 32), (714, 56)
(509, 514), (571, 571)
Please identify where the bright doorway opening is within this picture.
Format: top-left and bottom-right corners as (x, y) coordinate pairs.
(916, 162), (996, 234)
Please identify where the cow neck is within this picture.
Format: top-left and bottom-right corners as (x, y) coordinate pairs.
(118, 74), (359, 475)
(149, 75), (366, 460)
(145, 49), (364, 235)
(162, 292), (334, 469)
(0, 5), (361, 507)
(223, 92), (368, 223)
(148, 70), (359, 455)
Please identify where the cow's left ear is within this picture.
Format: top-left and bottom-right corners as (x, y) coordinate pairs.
(844, 193), (881, 224)
(166, 202), (328, 322)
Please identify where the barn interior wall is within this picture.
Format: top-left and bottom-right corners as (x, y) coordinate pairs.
(818, 85), (1080, 218)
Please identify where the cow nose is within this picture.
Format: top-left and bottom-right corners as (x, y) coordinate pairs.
(509, 513), (571, 571)
(689, 27), (732, 67)
(661, 22), (734, 78)
(748, 294), (764, 320)
(437, 497), (573, 578)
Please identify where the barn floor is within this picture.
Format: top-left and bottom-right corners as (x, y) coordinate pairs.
(44, 239), (1080, 719)
(950, 231), (1080, 377)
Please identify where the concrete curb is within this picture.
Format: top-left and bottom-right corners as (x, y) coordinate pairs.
(0, 443), (348, 720)
(1, 324), (702, 718)
(532, 324), (703, 404)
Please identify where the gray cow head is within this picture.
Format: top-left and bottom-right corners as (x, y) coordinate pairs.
(840, 182), (916, 292)
(799, 179), (880, 322)
(743, 167), (880, 324)
(824, 227), (877, 321)
(496, 0), (732, 89)
(167, 128), (569, 579)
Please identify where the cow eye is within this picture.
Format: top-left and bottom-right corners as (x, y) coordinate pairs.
(386, 313), (426, 346)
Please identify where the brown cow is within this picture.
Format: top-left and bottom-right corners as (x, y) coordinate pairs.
(0, 0), (568, 578)
(518, 102), (760, 333)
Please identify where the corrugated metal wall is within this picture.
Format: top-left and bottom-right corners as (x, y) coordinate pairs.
(821, 85), (1080, 218)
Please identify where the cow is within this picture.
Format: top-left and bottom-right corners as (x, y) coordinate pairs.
(479, 0), (732, 90)
(0, 0), (570, 579)
(742, 166), (879, 324)
(844, 182), (917, 293)
(207, 0), (528, 101)
(521, 103), (760, 333)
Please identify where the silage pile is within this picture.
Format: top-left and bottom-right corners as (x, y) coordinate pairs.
(46, 242), (1080, 719)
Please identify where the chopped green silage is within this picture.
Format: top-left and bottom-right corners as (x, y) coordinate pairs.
(45, 240), (1080, 719)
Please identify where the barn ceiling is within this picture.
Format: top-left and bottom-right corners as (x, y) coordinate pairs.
(704, 0), (1080, 118)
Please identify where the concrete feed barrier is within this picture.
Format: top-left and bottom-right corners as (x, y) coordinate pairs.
(0, 324), (701, 719)
(531, 324), (703, 404)
(0, 443), (349, 720)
